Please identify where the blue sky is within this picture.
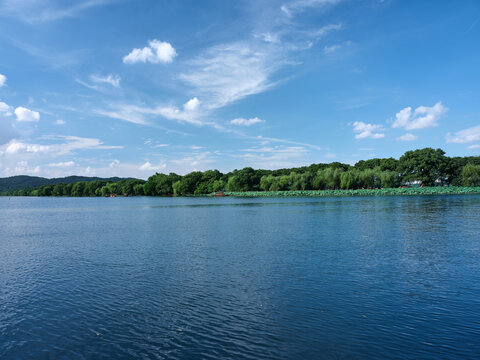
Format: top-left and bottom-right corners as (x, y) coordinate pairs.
(0, 0), (479, 178)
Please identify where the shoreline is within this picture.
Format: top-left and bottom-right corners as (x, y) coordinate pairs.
(222, 187), (480, 197)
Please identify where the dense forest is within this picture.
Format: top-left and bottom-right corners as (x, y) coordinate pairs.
(3, 148), (480, 197)
(0, 175), (128, 193)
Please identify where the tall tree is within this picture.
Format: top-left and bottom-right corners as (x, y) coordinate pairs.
(398, 148), (448, 186)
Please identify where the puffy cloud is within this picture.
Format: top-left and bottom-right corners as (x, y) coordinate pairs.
(230, 117), (265, 126)
(0, 101), (13, 116)
(109, 159), (120, 168)
(5, 141), (50, 154)
(468, 144), (480, 149)
(446, 125), (480, 144)
(90, 74), (120, 87)
(123, 40), (177, 64)
(14, 161), (40, 174)
(15, 106), (40, 122)
(183, 97), (201, 111)
(48, 161), (75, 167)
(0, 74), (6, 87)
(397, 133), (418, 141)
(55, 119), (66, 125)
(392, 102), (447, 130)
(352, 121), (385, 139)
(139, 161), (166, 172)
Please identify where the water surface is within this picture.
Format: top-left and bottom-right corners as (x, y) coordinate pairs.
(1, 195), (480, 359)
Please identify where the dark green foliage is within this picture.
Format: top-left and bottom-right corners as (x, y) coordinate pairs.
(355, 157), (398, 171)
(0, 175), (129, 193)
(398, 148), (449, 186)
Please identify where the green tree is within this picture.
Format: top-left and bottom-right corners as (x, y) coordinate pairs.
(398, 148), (448, 186)
(462, 164), (480, 186)
(340, 171), (358, 189)
(380, 171), (399, 188)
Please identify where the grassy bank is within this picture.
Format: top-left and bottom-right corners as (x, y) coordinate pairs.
(223, 187), (480, 197)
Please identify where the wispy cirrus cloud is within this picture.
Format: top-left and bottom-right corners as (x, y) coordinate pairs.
(446, 125), (480, 144)
(178, 4), (343, 112)
(281, 0), (341, 17)
(96, 97), (206, 126)
(1, 135), (122, 156)
(397, 133), (417, 141)
(236, 145), (309, 169)
(230, 117), (265, 126)
(0, 0), (123, 23)
(90, 74), (120, 87)
(180, 42), (280, 109)
(100, 2), (343, 131)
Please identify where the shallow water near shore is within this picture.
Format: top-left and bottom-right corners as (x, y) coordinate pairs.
(1, 195), (480, 359)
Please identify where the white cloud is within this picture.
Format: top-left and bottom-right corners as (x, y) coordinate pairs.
(109, 159), (120, 168)
(152, 144), (169, 148)
(468, 144), (480, 149)
(0, 74), (6, 87)
(95, 106), (147, 125)
(324, 44), (342, 54)
(5, 140), (50, 154)
(446, 125), (480, 144)
(14, 161), (40, 174)
(55, 119), (66, 125)
(48, 161), (75, 167)
(397, 133), (417, 141)
(260, 33), (280, 44)
(254, 135), (321, 150)
(0, 101), (13, 116)
(75, 78), (99, 91)
(281, 0), (341, 17)
(96, 99), (206, 126)
(237, 145), (309, 169)
(183, 97), (201, 111)
(179, 42), (278, 109)
(0, 0), (123, 23)
(170, 151), (216, 172)
(14, 106), (40, 122)
(1, 136), (122, 156)
(314, 23), (343, 37)
(90, 74), (120, 87)
(139, 161), (166, 172)
(230, 117), (265, 126)
(392, 102), (447, 130)
(352, 121), (385, 139)
(123, 40), (177, 64)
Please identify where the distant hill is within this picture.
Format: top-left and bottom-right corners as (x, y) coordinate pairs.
(0, 175), (130, 193)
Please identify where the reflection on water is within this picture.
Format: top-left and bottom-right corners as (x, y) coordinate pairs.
(1, 195), (480, 359)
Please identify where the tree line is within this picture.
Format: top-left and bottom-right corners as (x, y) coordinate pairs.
(4, 148), (480, 197)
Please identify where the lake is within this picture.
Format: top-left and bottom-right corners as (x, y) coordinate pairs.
(1, 195), (480, 359)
